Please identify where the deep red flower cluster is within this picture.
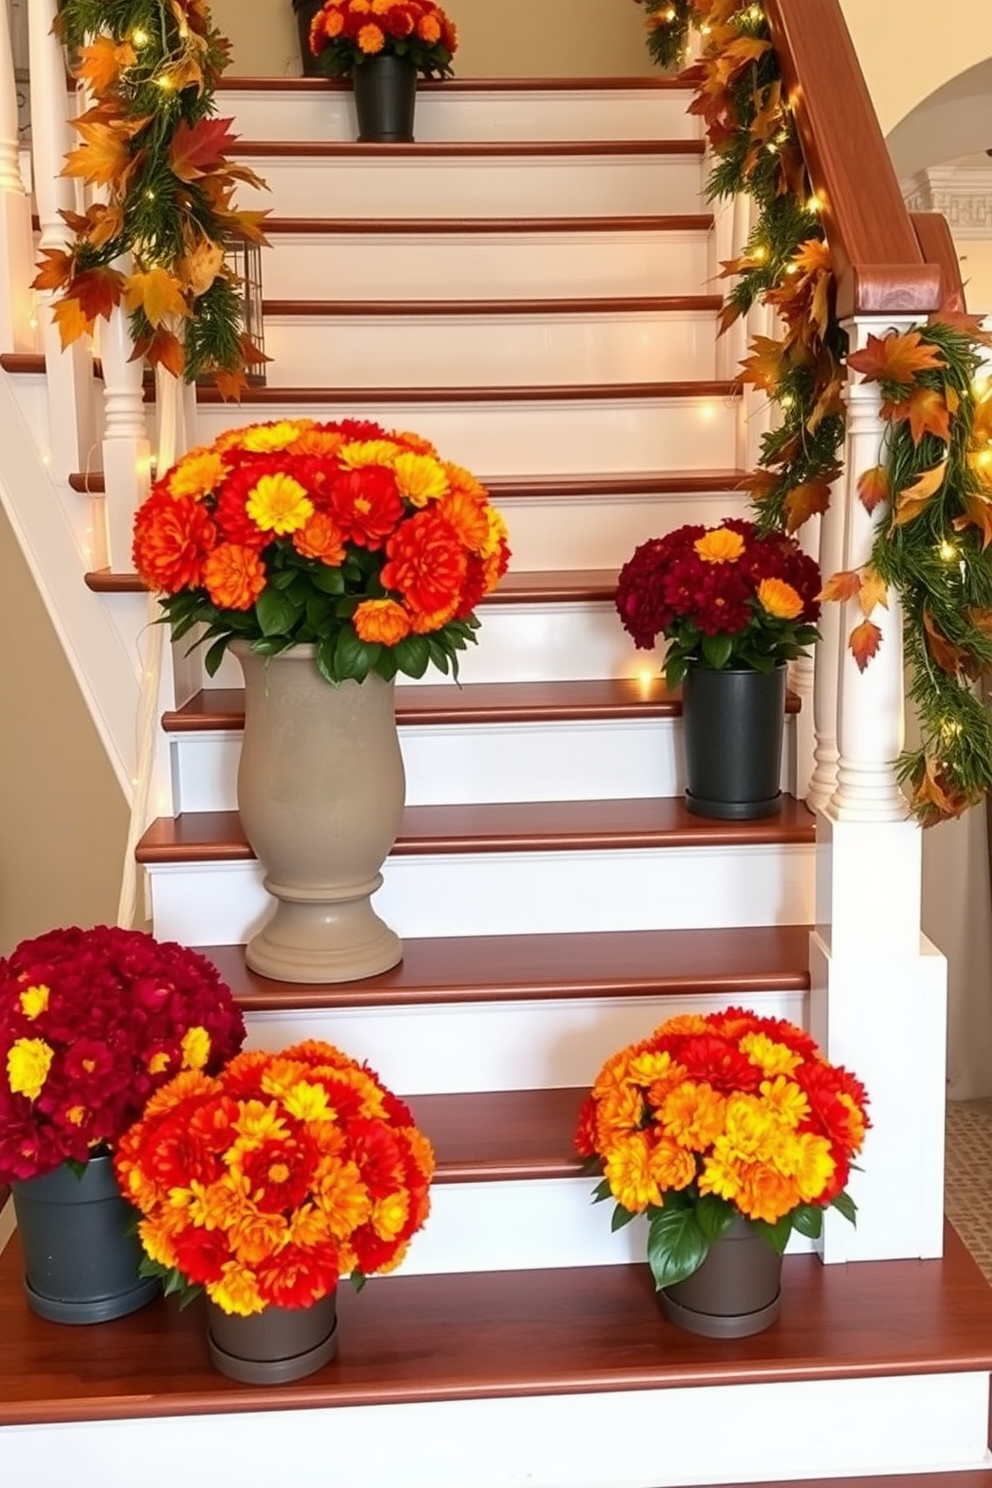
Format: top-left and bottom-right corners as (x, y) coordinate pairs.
(0, 926), (245, 1183)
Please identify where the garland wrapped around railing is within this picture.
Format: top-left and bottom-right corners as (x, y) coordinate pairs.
(633, 0), (992, 824)
(34, 0), (268, 397)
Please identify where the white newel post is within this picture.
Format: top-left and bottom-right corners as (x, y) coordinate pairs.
(0, 0), (34, 351)
(812, 316), (946, 1264)
(28, 0), (95, 478)
(99, 258), (151, 570)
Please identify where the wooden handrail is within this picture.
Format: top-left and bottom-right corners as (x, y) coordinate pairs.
(764, 0), (943, 321)
(910, 211), (968, 312)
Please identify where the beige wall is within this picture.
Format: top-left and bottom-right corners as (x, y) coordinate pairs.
(0, 506), (129, 954)
(958, 241), (992, 317)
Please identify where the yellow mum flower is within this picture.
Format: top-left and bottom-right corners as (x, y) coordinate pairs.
(146, 1050), (170, 1076)
(660, 1080), (728, 1152)
(315, 1157), (373, 1237)
(625, 1049), (678, 1089)
(339, 438), (401, 469)
(208, 1261), (265, 1317)
(241, 419), (304, 453)
(759, 1075), (810, 1127)
(603, 1131), (661, 1213)
(167, 448), (228, 500)
(246, 473), (314, 535)
(735, 1162), (800, 1223)
(837, 1091), (867, 1150)
(649, 1135), (698, 1191)
(18, 983), (49, 1020)
(7, 1037), (53, 1099)
(480, 505), (509, 562)
(594, 1083), (645, 1149)
(181, 1025), (211, 1071)
(740, 1032), (801, 1078)
(232, 1099), (290, 1148)
(758, 577), (804, 620)
(695, 527), (745, 563)
(289, 1202), (331, 1247)
(698, 1144), (744, 1204)
(394, 451), (449, 507)
(138, 1215), (180, 1270)
(791, 1131), (837, 1203)
(372, 1191), (410, 1240)
(229, 1208), (290, 1266)
(282, 1079), (334, 1123)
(723, 1094), (777, 1162)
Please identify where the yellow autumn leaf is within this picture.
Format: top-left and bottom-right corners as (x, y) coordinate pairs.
(123, 268), (190, 328)
(858, 566), (889, 617)
(892, 460), (948, 528)
(52, 296), (93, 348)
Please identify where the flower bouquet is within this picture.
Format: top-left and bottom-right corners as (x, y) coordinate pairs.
(615, 518), (821, 688)
(308, 0), (458, 78)
(0, 925), (245, 1322)
(576, 1008), (869, 1330)
(115, 1040), (435, 1380)
(132, 417), (509, 686)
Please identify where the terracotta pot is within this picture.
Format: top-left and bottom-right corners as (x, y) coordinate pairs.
(681, 662), (786, 819)
(207, 1295), (338, 1384)
(659, 1215), (783, 1338)
(233, 642), (405, 984)
(11, 1153), (159, 1324)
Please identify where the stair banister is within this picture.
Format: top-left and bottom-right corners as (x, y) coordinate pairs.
(0, 0), (34, 353)
(761, 0), (948, 1264)
(27, 0), (96, 482)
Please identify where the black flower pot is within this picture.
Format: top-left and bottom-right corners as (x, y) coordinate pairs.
(353, 54), (417, 143)
(292, 0), (325, 77)
(681, 662), (786, 819)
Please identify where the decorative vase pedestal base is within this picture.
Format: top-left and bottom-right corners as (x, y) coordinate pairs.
(245, 892), (403, 985)
(658, 1217), (784, 1339)
(207, 1297), (339, 1385)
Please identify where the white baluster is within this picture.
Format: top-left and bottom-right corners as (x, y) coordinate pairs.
(99, 257), (151, 569)
(0, 0), (34, 350)
(788, 512), (819, 799)
(28, 0), (94, 477)
(805, 472), (844, 811)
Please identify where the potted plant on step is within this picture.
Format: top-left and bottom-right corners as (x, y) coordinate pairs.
(131, 416), (510, 986)
(115, 1039), (436, 1383)
(576, 1007), (869, 1337)
(0, 926), (245, 1324)
(615, 519), (821, 818)
(305, 0), (458, 141)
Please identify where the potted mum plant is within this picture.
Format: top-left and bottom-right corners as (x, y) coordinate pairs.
(576, 1007), (869, 1338)
(132, 416), (510, 987)
(115, 1039), (436, 1383)
(615, 519), (821, 819)
(0, 925), (245, 1324)
(305, 0), (458, 141)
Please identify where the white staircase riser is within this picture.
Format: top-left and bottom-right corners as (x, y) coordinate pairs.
(260, 228), (715, 302)
(225, 87), (700, 144)
(261, 310), (720, 389)
(144, 843), (816, 946)
(193, 394), (742, 477)
(171, 716), (797, 811)
(242, 988), (809, 1095)
(7, 1373), (990, 1488)
(235, 152), (706, 219)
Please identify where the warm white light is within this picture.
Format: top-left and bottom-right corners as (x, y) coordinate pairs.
(780, 394), (795, 409)
(155, 74), (174, 90)
(806, 194), (822, 215)
(938, 540), (958, 561)
(698, 402), (718, 422)
(132, 28), (148, 46)
(751, 245), (768, 263)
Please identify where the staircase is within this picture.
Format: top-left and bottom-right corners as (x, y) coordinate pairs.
(0, 62), (988, 1488)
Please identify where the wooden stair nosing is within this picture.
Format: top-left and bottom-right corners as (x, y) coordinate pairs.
(163, 678), (802, 734)
(409, 1086), (586, 1183)
(196, 925), (812, 1011)
(2, 1221), (990, 1427)
(135, 796), (816, 866)
(187, 379), (739, 405)
(233, 138), (705, 159)
(218, 75), (700, 94)
(261, 293), (725, 317)
(261, 212), (715, 234)
(0, 352), (45, 375)
(86, 567), (624, 599)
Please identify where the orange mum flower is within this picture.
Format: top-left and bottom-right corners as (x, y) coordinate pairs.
(202, 543), (267, 611)
(357, 22), (385, 52)
(353, 598), (412, 646)
(381, 510), (467, 614)
(132, 491), (216, 594)
(417, 13), (441, 42)
(293, 511), (346, 565)
(758, 577), (804, 620)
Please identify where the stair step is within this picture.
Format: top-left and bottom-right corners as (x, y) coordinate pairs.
(202, 927), (810, 1096)
(2, 1223), (991, 1486)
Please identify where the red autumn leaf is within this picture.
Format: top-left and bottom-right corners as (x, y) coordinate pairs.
(168, 115), (239, 182)
(130, 325), (186, 378)
(71, 265), (125, 323)
(818, 570), (861, 604)
(857, 465), (890, 515)
(847, 330), (947, 387)
(849, 619), (882, 672)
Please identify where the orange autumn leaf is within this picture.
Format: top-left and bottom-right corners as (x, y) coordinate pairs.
(52, 296), (93, 348)
(953, 493), (992, 549)
(928, 306), (992, 348)
(749, 78), (783, 145)
(123, 268), (189, 328)
(922, 608), (964, 676)
(783, 479), (831, 531)
(130, 324), (186, 378)
(849, 619), (883, 672)
(892, 460), (947, 527)
(818, 570), (861, 604)
(31, 247), (72, 293)
(857, 465), (890, 515)
(968, 607), (992, 640)
(212, 367), (248, 402)
(858, 566), (889, 617)
(76, 37), (136, 94)
(911, 755), (972, 826)
(847, 330), (947, 387)
(739, 335), (786, 392)
(739, 468), (780, 505)
(168, 116), (239, 183)
(901, 386), (952, 447)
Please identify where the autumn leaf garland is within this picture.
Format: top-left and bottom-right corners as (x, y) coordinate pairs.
(35, 0), (269, 398)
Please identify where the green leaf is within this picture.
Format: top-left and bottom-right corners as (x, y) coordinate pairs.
(701, 633), (734, 669)
(646, 1205), (710, 1289)
(350, 1268), (367, 1293)
(750, 1214), (793, 1255)
(611, 1204), (638, 1232)
(694, 1193), (736, 1243)
(830, 1190), (858, 1226)
(791, 1203), (824, 1239)
(255, 586), (300, 639)
(393, 633), (431, 679)
(591, 1177), (613, 1204)
(310, 565), (346, 595)
(203, 634), (230, 677)
(333, 626), (380, 682)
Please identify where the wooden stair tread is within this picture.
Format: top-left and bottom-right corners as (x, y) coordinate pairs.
(262, 212), (715, 234)
(189, 379), (739, 405)
(85, 567), (624, 599)
(262, 294), (724, 316)
(136, 796), (815, 864)
(233, 138), (705, 159)
(219, 76), (698, 94)
(414, 1086), (604, 1182)
(2, 1221), (990, 1427)
(197, 925), (812, 1010)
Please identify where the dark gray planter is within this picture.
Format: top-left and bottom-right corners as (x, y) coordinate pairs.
(353, 54), (417, 142)
(292, 0), (326, 77)
(659, 1215), (783, 1338)
(207, 1294), (338, 1384)
(681, 662), (786, 819)
(11, 1153), (159, 1324)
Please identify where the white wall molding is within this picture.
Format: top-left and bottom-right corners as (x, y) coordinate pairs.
(902, 162), (992, 238)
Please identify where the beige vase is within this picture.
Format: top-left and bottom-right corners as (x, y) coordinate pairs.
(233, 642), (405, 984)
